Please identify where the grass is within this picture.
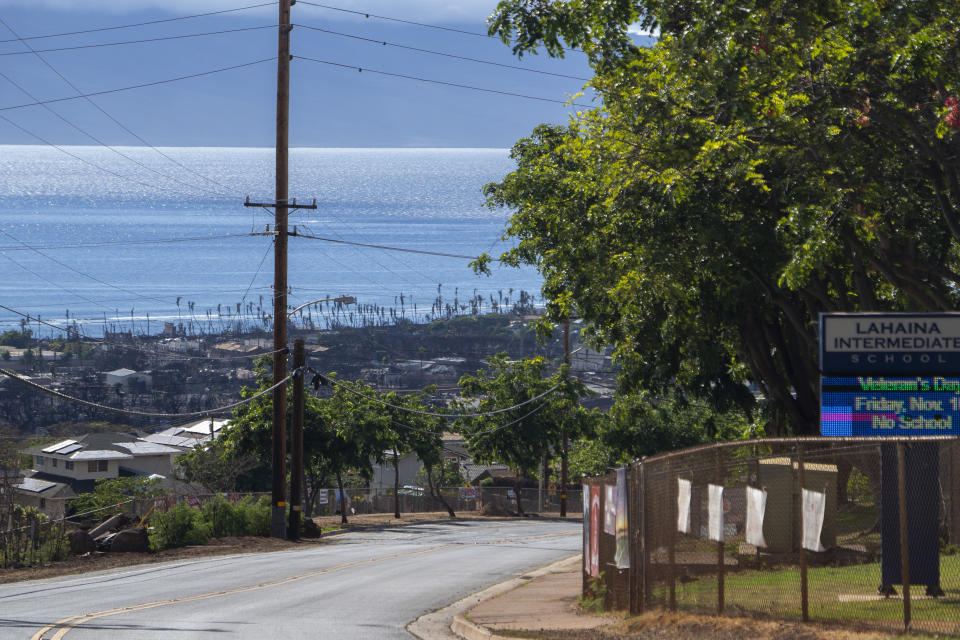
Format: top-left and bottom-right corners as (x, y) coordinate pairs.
(658, 554), (960, 634)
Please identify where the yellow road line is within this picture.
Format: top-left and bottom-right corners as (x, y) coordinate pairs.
(30, 527), (579, 639)
(30, 544), (449, 640)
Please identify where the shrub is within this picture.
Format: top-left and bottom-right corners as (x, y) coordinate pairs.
(199, 496), (246, 538)
(235, 495), (271, 537)
(149, 502), (207, 550)
(577, 572), (607, 614)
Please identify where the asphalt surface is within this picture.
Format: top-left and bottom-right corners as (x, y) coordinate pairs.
(0, 520), (580, 639)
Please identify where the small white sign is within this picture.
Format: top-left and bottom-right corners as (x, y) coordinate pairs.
(707, 484), (724, 542)
(801, 488), (826, 552)
(745, 487), (768, 548)
(317, 489), (329, 505)
(677, 478), (691, 534)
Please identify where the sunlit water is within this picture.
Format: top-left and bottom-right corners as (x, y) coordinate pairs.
(0, 146), (539, 337)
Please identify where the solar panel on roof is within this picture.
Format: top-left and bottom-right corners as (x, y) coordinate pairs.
(58, 444), (82, 455)
(41, 439), (77, 453)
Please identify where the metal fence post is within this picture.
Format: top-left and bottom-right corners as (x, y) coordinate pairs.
(716, 448), (724, 617)
(641, 458), (649, 613)
(798, 442), (809, 622)
(668, 460), (677, 611)
(897, 441), (911, 632)
(628, 463), (640, 614)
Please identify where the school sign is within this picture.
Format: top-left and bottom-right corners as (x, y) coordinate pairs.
(820, 313), (960, 437)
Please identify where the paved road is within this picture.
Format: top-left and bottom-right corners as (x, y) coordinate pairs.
(0, 520), (580, 639)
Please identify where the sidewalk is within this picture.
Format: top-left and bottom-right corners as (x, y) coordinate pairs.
(451, 555), (616, 640)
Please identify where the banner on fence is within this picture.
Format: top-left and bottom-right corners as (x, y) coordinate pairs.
(615, 468), (629, 569)
(459, 487), (476, 500)
(802, 488), (826, 552)
(604, 484), (616, 535)
(707, 483), (724, 542)
(745, 486), (768, 548)
(590, 485), (601, 577)
(677, 478), (691, 534)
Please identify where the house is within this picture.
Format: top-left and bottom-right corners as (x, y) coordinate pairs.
(142, 418), (229, 451)
(16, 433), (183, 512)
(104, 368), (152, 392)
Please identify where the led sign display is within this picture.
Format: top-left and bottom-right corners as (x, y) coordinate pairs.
(821, 376), (960, 437)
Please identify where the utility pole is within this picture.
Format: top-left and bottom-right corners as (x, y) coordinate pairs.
(244, 0), (316, 539)
(288, 338), (305, 540)
(560, 318), (570, 518)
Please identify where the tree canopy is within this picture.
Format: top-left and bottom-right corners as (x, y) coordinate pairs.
(480, 0), (960, 435)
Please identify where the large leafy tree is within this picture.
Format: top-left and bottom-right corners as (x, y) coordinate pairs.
(480, 0), (960, 435)
(454, 355), (590, 514)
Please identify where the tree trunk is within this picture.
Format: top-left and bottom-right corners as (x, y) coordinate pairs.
(514, 477), (525, 517)
(336, 472), (348, 525)
(426, 463), (456, 518)
(393, 448), (401, 519)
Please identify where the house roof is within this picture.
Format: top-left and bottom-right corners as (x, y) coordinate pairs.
(17, 472), (79, 497)
(105, 368), (138, 377)
(25, 432), (179, 460)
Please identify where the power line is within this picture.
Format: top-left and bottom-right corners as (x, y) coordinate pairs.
(0, 14), (246, 198)
(0, 366), (299, 418)
(0, 229), (173, 307)
(314, 371), (560, 419)
(0, 233), (254, 252)
(0, 113), (233, 198)
(296, 55), (591, 108)
(0, 2), (275, 43)
(297, 2), (488, 38)
(0, 65), (228, 199)
(0, 58), (274, 113)
(0, 25), (276, 57)
(296, 24), (590, 81)
(288, 230), (480, 259)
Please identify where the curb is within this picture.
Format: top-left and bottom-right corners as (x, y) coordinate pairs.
(407, 554), (581, 640)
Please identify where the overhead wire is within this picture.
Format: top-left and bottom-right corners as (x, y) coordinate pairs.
(0, 66), (228, 199)
(0, 14), (250, 198)
(0, 229), (174, 307)
(296, 2), (489, 38)
(296, 55), (591, 108)
(0, 366), (300, 418)
(0, 233), (255, 252)
(0, 2), (275, 43)
(314, 370), (560, 419)
(295, 24), (590, 81)
(0, 58), (275, 113)
(291, 230), (479, 260)
(0, 25), (277, 57)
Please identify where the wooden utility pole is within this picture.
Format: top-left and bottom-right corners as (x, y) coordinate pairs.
(244, 0), (315, 539)
(288, 338), (305, 540)
(560, 318), (570, 517)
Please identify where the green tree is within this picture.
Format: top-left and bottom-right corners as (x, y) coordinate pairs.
(479, 0), (960, 435)
(454, 355), (589, 515)
(69, 477), (162, 517)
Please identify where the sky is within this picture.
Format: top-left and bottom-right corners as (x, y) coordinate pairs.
(0, 0), (600, 147)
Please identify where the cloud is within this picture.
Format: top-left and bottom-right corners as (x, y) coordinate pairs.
(0, 0), (500, 24)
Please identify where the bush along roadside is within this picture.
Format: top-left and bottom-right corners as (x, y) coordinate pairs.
(147, 495), (273, 550)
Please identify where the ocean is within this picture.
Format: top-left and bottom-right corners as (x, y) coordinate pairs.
(0, 146), (541, 338)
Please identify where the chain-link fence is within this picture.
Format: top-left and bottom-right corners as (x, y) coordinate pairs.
(584, 436), (960, 635)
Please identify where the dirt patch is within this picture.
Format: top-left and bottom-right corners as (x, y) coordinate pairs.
(518, 611), (904, 640)
(0, 511), (572, 585)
